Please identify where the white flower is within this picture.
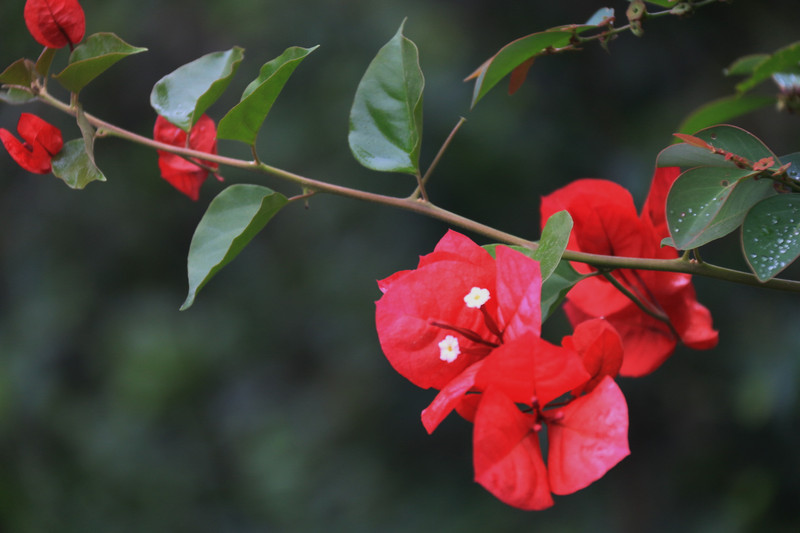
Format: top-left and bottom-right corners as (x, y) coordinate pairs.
(464, 287), (490, 309)
(438, 335), (460, 363)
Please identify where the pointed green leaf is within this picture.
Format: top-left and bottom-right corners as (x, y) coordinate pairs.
(182, 184), (288, 310)
(742, 194), (800, 281)
(53, 33), (147, 93)
(467, 30), (572, 107)
(35, 47), (57, 77)
(532, 210), (573, 281)
(151, 47), (245, 132)
(666, 166), (774, 249)
(218, 45), (318, 145)
(735, 41), (800, 93)
(724, 53), (768, 76)
(0, 58), (35, 85)
(348, 20), (423, 175)
(51, 138), (107, 189)
(676, 95), (774, 136)
(75, 104), (98, 164)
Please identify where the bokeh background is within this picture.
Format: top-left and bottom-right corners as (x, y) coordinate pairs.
(1, 1), (799, 531)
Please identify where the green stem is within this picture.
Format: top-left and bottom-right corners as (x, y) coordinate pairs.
(36, 89), (800, 293)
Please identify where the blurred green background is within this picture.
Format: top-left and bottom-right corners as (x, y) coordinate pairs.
(1, 1), (799, 531)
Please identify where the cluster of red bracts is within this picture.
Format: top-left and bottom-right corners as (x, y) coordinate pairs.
(375, 167), (718, 510)
(2, 1), (219, 201)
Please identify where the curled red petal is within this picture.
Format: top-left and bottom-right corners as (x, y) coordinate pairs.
(547, 376), (630, 495)
(0, 129), (52, 174)
(17, 112), (63, 155)
(420, 360), (484, 434)
(154, 115), (218, 200)
(0, 114), (63, 174)
(562, 318), (623, 396)
(473, 387), (554, 511)
(24, 0), (86, 49)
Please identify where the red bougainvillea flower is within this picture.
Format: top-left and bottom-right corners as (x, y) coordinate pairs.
(24, 0), (86, 49)
(376, 231), (630, 509)
(376, 230), (542, 394)
(0, 113), (63, 174)
(540, 169), (718, 377)
(153, 115), (220, 201)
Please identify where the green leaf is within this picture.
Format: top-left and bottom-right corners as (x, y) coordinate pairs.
(666, 166), (774, 249)
(218, 45), (318, 145)
(0, 88), (36, 105)
(53, 33), (147, 93)
(151, 47), (245, 132)
(724, 53), (769, 76)
(467, 30), (572, 108)
(742, 194), (800, 281)
(51, 138), (107, 189)
(540, 260), (583, 322)
(75, 104), (98, 165)
(532, 210), (573, 281)
(735, 41), (800, 93)
(348, 20), (423, 175)
(35, 47), (57, 77)
(676, 95), (774, 136)
(657, 124), (776, 168)
(0, 58), (35, 86)
(181, 184), (288, 310)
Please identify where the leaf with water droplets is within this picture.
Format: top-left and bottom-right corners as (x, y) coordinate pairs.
(742, 195), (800, 281)
(666, 166), (774, 249)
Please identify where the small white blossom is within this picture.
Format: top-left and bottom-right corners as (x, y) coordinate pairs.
(438, 335), (460, 363)
(464, 287), (491, 309)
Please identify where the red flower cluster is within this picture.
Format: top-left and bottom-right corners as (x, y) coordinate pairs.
(24, 0), (85, 49)
(0, 113), (63, 174)
(540, 168), (718, 377)
(376, 231), (629, 510)
(153, 115), (220, 201)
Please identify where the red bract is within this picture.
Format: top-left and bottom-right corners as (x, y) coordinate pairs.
(376, 231), (630, 510)
(540, 170), (718, 377)
(474, 376), (629, 510)
(0, 113), (63, 174)
(24, 0), (85, 49)
(153, 115), (219, 201)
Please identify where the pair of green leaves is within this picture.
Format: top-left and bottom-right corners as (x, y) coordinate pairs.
(657, 125), (800, 281)
(150, 44), (318, 143)
(150, 44), (320, 309)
